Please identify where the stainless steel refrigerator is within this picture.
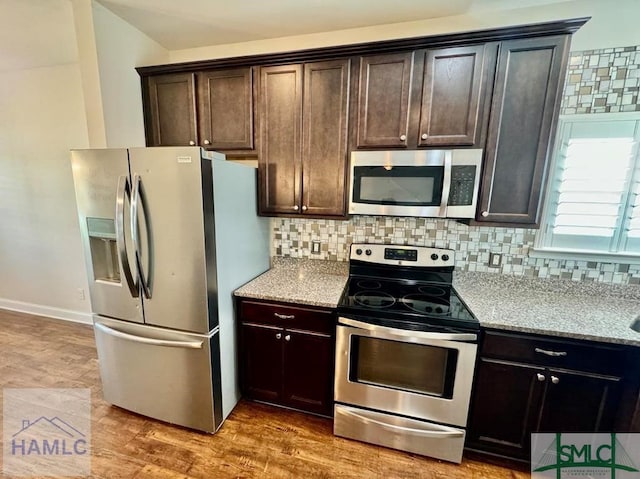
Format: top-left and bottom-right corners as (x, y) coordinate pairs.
(70, 147), (269, 433)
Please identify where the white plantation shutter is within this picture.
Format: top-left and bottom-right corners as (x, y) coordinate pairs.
(539, 114), (640, 255)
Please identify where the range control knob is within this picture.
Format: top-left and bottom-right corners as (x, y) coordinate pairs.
(365, 249), (372, 256)
(442, 254), (450, 261)
(430, 253), (439, 261)
(356, 248), (363, 255)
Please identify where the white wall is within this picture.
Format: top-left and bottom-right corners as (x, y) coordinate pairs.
(169, 0), (640, 63)
(0, 0), (168, 322)
(91, 1), (169, 147)
(0, 63), (91, 318)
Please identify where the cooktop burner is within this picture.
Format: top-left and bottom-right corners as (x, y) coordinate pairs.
(337, 244), (479, 332)
(353, 291), (396, 308)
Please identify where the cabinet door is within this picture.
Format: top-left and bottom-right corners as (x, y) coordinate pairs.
(144, 73), (197, 147)
(283, 329), (334, 416)
(302, 59), (350, 217)
(197, 68), (254, 150)
(258, 65), (303, 214)
(538, 369), (622, 433)
(240, 323), (283, 402)
(477, 36), (569, 224)
(356, 52), (413, 148)
(419, 45), (491, 146)
(468, 358), (545, 459)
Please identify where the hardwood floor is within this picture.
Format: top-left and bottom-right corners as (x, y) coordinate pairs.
(0, 310), (530, 478)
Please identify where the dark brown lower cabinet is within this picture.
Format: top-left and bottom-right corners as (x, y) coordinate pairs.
(238, 299), (335, 416)
(467, 330), (631, 465)
(241, 322), (283, 402)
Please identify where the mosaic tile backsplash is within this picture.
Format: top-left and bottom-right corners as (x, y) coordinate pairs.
(561, 45), (640, 114)
(272, 44), (640, 286)
(272, 217), (640, 285)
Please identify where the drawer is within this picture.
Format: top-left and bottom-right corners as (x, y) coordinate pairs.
(481, 330), (626, 376)
(239, 300), (335, 335)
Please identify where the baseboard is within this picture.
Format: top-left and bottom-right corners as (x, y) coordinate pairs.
(0, 298), (92, 325)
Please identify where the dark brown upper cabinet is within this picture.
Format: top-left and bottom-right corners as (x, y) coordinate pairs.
(418, 44), (494, 147)
(144, 72), (198, 147)
(354, 45), (494, 149)
(143, 67), (255, 152)
(259, 59), (350, 217)
(196, 68), (254, 150)
(356, 52), (413, 148)
(476, 35), (570, 225)
(258, 64), (303, 214)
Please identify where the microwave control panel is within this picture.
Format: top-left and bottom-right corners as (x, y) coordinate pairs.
(449, 165), (477, 206)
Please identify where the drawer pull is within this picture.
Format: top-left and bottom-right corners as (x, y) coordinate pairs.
(274, 312), (295, 320)
(535, 347), (567, 357)
(551, 375), (560, 384)
(536, 373), (546, 382)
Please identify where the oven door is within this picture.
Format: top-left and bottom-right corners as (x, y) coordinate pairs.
(335, 317), (477, 427)
(348, 150), (451, 217)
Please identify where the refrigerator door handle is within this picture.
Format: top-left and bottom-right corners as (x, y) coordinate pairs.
(131, 174), (152, 299)
(115, 175), (139, 297)
(94, 322), (203, 349)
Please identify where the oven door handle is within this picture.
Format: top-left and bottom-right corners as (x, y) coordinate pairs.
(338, 406), (464, 438)
(338, 317), (477, 342)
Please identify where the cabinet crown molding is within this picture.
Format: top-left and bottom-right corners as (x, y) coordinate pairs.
(136, 17), (589, 76)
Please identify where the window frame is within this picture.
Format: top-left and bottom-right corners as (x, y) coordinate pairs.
(534, 112), (640, 263)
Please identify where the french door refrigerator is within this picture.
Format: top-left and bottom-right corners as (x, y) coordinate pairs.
(70, 147), (269, 432)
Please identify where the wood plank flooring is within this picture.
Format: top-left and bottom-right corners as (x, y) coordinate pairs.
(0, 310), (530, 478)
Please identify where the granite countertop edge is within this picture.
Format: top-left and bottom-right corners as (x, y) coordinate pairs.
(234, 258), (640, 347)
(477, 321), (640, 347)
(233, 257), (349, 310)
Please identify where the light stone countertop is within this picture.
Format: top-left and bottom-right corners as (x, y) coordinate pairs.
(234, 258), (640, 346)
(234, 257), (349, 308)
(453, 272), (640, 347)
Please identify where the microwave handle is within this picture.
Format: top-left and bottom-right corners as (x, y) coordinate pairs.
(440, 151), (452, 216)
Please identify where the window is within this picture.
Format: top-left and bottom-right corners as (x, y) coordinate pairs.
(537, 113), (640, 257)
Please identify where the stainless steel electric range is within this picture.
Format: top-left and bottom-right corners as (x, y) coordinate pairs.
(334, 243), (479, 463)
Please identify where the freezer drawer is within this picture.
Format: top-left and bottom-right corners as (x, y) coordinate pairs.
(94, 317), (222, 433)
(334, 404), (466, 463)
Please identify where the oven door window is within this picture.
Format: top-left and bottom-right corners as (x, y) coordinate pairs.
(349, 336), (457, 399)
(352, 166), (444, 206)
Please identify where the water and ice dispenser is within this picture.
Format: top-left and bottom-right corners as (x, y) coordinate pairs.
(87, 217), (120, 283)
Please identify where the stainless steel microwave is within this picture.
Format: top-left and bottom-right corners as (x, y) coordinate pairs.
(348, 149), (482, 218)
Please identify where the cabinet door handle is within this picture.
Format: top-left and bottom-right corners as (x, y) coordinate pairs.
(189, 140), (196, 146)
(284, 334), (291, 341)
(293, 205), (299, 211)
(399, 134), (407, 141)
(536, 373), (546, 382)
(481, 211), (489, 217)
(301, 205), (308, 211)
(535, 347), (567, 357)
(203, 139), (211, 145)
(274, 313), (295, 320)
(276, 333), (282, 340)
(421, 133), (428, 140)
(551, 375), (560, 384)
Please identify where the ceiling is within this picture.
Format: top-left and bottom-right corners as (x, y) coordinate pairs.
(95, 0), (570, 51)
(96, 0), (473, 50)
(0, 0), (580, 73)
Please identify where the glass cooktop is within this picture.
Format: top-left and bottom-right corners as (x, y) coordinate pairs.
(338, 275), (479, 332)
